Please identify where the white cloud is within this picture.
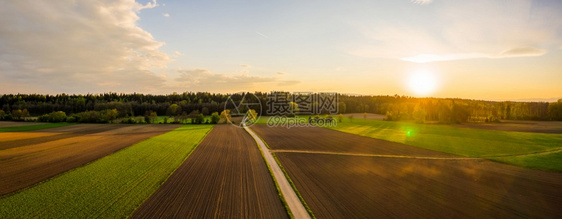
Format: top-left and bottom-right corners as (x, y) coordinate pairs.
(135, 0), (158, 11)
(495, 47), (546, 58)
(173, 51), (184, 57)
(400, 47), (547, 63)
(175, 68), (300, 92)
(351, 0), (562, 63)
(256, 31), (269, 39)
(401, 53), (485, 63)
(163, 13), (170, 17)
(0, 0), (170, 93)
(277, 80), (300, 86)
(411, 0), (433, 5)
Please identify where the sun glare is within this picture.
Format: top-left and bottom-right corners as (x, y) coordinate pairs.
(408, 69), (438, 96)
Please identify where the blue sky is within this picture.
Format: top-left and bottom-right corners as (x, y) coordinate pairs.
(1, 0), (561, 100)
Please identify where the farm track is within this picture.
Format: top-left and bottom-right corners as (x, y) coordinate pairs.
(0, 124), (180, 195)
(270, 150), (483, 160)
(343, 113), (386, 120)
(132, 125), (287, 218)
(254, 125), (562, 218)
(273, 148), (562, 159)
(482, 147), (562, 158)
(245, 125), (311, 219)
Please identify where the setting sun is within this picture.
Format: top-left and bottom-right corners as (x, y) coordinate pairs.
(408, 70), (438, 96)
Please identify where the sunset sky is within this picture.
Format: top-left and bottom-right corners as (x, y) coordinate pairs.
(1, 0), (561, 101)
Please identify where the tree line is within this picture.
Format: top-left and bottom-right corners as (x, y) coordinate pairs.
(0, 92), (561, 123)
(341, 95), (562, 122)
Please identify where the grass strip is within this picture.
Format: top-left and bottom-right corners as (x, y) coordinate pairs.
(0, 123), (74, 132)
(0, 125), (213, 218)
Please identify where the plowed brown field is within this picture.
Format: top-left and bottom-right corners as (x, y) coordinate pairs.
(132, 125), (288, 218)
(0, 124), (125, 150)
(254, 125), (562, 218)
(0, 124), (180, 195)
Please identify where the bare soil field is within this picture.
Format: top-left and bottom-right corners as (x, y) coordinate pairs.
(0, 124), (124, 150)
(456, 120), (562, 134)
(0, 132), (58, 143)
(0, 121), (45, 128)
(254, 125), (562, 218)
(0, 124), (179, 195)
(276, 153), (562, 218)
(132, 125), (288, 218)
(251, 125), (456, 157)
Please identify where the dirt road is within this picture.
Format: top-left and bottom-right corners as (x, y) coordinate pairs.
(245, 125), (311, 219)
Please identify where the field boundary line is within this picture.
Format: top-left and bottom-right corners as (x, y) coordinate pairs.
(244, 124), (312, 219)
(270, 150), (484, 160)
(482, 147), (562, 158)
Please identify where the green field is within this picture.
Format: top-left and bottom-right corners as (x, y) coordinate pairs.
(0, 123), (74, 132)
(0, 125), (213, 218)
(491, 151), (562, 172)
(329, 117), (562, 171)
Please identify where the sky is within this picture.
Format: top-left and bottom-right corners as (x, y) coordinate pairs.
(1, 0), (561, 101)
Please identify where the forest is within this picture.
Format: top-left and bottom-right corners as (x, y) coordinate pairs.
(0, 92), (561, 123)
